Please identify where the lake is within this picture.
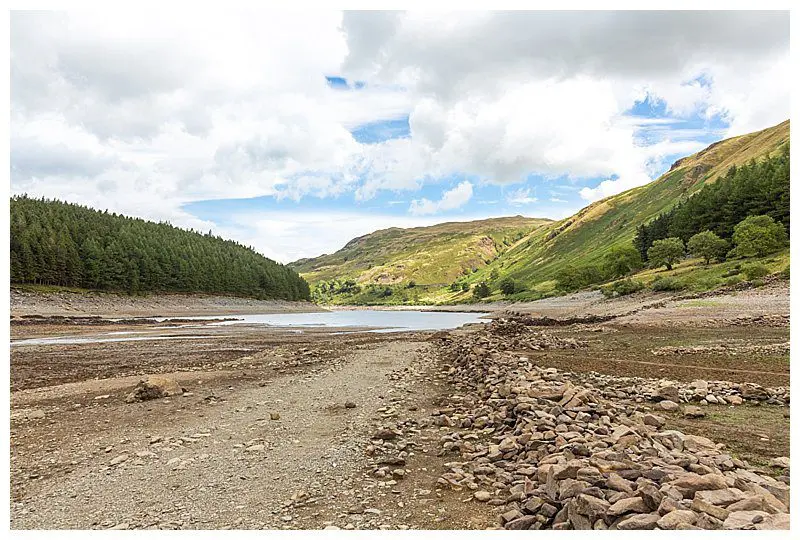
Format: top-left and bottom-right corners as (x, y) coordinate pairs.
(11, 309), (491, 346)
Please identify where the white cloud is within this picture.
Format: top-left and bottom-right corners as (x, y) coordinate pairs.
(409, 181), (473, 216)
(10, 11), (790, 261)
(506, 188), (538, 206)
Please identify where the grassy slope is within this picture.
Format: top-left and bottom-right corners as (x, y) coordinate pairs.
(290, 216), (551, 287)
(292, 120), (789, 305)
(467, 120), (790, 291)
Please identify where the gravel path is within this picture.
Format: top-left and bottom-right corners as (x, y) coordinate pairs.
(11, 340), (436, 529)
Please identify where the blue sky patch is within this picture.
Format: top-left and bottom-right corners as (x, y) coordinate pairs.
(351, 116), (411, 144)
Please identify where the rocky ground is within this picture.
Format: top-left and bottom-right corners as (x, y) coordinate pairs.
(9, 284), (791, 530)
(10, 288), (322, 317)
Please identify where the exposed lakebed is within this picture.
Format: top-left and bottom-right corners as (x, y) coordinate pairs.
(11, 309), (490, 346)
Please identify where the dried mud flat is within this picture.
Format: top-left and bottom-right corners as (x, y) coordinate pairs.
(9, 283), (790, 530)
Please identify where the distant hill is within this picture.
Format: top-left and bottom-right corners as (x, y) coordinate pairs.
(292, 120), (789, 305)
(10, 196), (310, 300)
(289, 216), (550, 288)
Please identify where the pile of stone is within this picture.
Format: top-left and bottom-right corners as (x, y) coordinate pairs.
(568, 372), (789, 408)
(485, 318), (587, 352)
(429, 319), (790, 530)
(651, 342), (790, 357)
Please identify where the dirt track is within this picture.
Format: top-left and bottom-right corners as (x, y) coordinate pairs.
(9, 282), (791, 529)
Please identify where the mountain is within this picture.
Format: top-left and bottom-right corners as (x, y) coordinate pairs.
(481, 120), (790, 287)
(289, 216), (550, 288)
(10, 196), (311, 300)
(292, 120), (789, 304)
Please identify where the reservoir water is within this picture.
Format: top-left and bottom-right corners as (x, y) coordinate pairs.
(11, 309), (490, 347)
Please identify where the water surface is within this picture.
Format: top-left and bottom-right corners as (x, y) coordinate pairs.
(11, 309), (490, 346)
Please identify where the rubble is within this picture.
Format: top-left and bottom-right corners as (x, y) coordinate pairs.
(428, 316), (790, 530)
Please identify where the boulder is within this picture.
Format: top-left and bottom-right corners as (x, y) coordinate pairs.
(657, 384), (680, 402)
(125, 376), (183, 403)
(657, 510), (698, 530)
(607, 496), (650, 516)
(616, 513), (660, 530)
(658, 400), (679, 412)
(723, 510), (770, 530)
(671, 474), (727, 498)
(683, 406), (706, 418)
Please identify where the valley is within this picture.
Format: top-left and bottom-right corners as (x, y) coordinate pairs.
(10, 281), (790, 530)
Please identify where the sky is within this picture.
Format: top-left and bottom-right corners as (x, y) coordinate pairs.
(10, 10), (790, 263)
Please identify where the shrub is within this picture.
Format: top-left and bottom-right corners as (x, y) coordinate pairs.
(730, 215), (788, 258)
(601, 279), (644, 298)
(604, 245), (643, 278)
(449, 281), (461, 292)
(499, 277), (517, 295)
(406, 280), (416, 288)
(647, 237), (685, 270)
(722, 265), (742, 278)
(473, 282), (490, 299)
(650, 276), (685, 292)
(687, 231), (728, 264)
(724, 275), (744, 287)
(742, 263), (770, 280)
(556, 264), (605, 292)
(781, 266), (790, 279)
(461, 282), (470, 292)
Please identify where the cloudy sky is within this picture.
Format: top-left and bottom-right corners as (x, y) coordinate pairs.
(10, 10), (790, 262)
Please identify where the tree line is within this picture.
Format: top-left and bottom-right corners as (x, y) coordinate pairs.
(10, 195), (311, 300)
(634, 143), (789, 260)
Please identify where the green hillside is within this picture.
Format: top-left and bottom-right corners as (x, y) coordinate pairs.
(463, 119), (790, 291)
(289, 216), (550, 302)
(10, 196), (311, 300)
(293, 120), (789, 305)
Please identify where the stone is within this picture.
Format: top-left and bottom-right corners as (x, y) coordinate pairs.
(270, 412), (281, 420)
(657, 384), (680, 402)
(727, 395), (743, 405)
(658, 400), (679, 412)
(607, 496), (650, 516)
(769, 456), (789, 469)
(473, 491), (492, 502)
(344, 401), (357, 409)
(657, 510), (698, 530)
(505, 515), (539, 530)
(373, 428), (399, 440)
(723, 510), (770, 530)
(500, 509), (523, 525)
(691, 498), (729, 521)
(616, 513), (660, 530)
(572, 494), (610, 522)
(683, 406), (706, 418)
(754, 513), (790, 530)
(694, 488), (747, 507)
(606, 472), (634, 493)
(125, 376), (183, 403)
(110, 454), (129, 466)
(671, 474), (727, 498)
(643, 414), (665, 428)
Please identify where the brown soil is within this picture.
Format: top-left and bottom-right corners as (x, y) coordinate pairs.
(9, 284), (791, 529)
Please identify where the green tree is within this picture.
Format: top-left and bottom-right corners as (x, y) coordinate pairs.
(687, 230), (728, 264)
(473, 282), (490, 299)
(499, 277), (516, 295)
(730, 215), (788, 257)
(604, 245), (643, 277)
(461, 282), (470, 292)
(647, 237), (685, 270)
